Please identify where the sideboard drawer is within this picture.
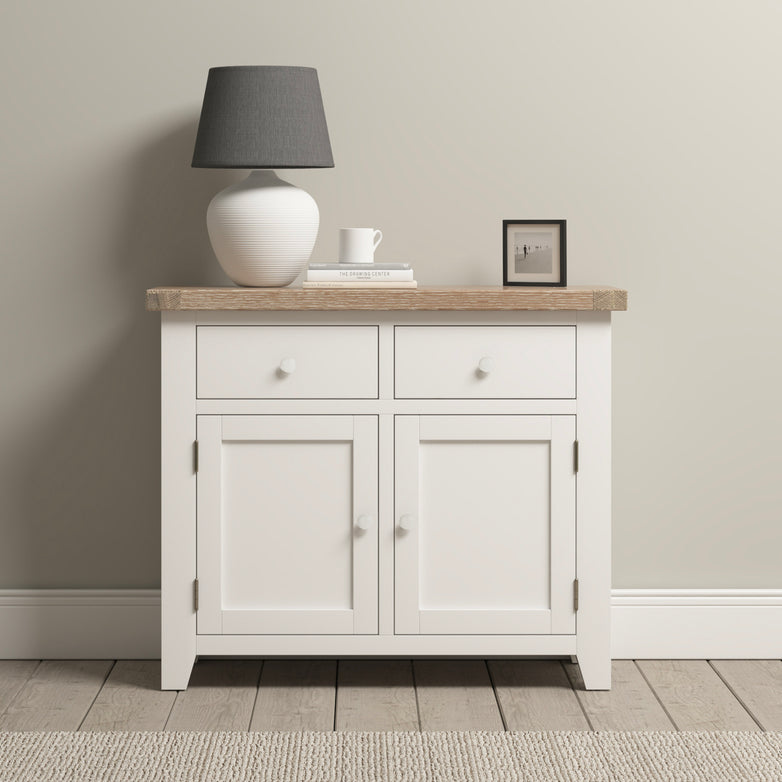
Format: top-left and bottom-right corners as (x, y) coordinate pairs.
(394, 326), (576, 398)
(197, 326), (378, 398)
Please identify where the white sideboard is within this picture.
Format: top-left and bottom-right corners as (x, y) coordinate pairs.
(147, 286), (627, 691)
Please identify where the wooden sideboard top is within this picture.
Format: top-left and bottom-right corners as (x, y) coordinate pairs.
(145, 285), (627, 312)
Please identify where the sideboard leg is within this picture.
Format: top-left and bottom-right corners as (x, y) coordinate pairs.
(161, 651), (196, 691)
(576, 312), (613, 691)
(577, 649), (612, 690)
(161, 312), (197, 691)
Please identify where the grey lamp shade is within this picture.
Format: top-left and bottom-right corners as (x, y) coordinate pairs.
(192, 66), (334, 169)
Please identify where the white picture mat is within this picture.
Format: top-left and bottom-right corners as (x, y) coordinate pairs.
(505, 223), (562, 283)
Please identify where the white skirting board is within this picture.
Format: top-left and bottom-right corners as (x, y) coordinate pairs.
(0, 590), (160, 659)
(0, 589), (780, 659)
(611, 589), (782, 659)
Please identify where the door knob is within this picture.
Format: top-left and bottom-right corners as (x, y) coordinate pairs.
(278, 357), (296, 375)
(477, 356), (494, 375)
(398, 514), (415, 532)
(356, 514), (374, 531)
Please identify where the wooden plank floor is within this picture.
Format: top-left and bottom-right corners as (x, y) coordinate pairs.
(1, 659), (780, 731)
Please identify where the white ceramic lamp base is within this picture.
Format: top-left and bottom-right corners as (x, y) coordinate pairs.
(206, 170), (319, 287)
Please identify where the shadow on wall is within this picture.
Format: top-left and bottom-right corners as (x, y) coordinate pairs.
(9, 117), (237, 588)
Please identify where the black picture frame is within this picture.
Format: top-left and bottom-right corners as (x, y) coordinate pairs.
(502, 220), (567, 287)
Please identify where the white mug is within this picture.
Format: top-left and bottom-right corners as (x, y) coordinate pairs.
(339, 228), (383, 264)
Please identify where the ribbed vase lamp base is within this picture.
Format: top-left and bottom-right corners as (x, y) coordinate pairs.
(206, 170), (319, 287)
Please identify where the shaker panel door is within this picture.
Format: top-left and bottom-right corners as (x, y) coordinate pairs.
(197, 415), (378, 635)
(394, 415), (575, 635)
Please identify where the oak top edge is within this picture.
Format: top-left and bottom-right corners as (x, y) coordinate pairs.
(145, 285), (628, 312)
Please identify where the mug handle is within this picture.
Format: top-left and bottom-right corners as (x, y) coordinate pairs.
(373, 230), (383, 250)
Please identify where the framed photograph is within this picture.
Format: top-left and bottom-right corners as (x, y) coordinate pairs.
(502, 220), (566, 287)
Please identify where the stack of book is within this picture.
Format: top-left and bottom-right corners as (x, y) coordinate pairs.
(303, 262), (417, 289)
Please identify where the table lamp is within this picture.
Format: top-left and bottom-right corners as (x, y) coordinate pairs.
(192, 66), (334, 287)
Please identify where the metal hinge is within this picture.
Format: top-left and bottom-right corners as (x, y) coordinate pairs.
(194, 578), (199, 612)
(573, 440), (579, 473)
(573, 579), (579, 612)
(194, 441), (199, 473)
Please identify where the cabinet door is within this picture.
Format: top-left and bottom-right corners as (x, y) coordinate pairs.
(395, 415), (575, 635)
(197, 415), (378, 635)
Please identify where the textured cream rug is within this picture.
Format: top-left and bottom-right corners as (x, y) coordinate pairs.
(1, 731), (781, 781)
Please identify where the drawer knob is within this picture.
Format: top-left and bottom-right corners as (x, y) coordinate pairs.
(477, 356), (494, 375)
(398, 514), (415, 532)
(356, 514), (374, 531)
(278, 357), (297, 375)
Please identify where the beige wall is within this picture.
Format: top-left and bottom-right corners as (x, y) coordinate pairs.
(1, 0), (780, 588)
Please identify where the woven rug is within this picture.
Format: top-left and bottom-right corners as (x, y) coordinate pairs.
(1, 731), (781, 781)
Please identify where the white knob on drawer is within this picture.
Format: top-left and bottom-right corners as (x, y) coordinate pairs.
(278, 357), (297, 375)
(477, 356), (494, 375)
(356, 514), (374, 531)
(398, 514), (415, 532)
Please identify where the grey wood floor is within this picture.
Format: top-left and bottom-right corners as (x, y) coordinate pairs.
(1, 659), (781, 732)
